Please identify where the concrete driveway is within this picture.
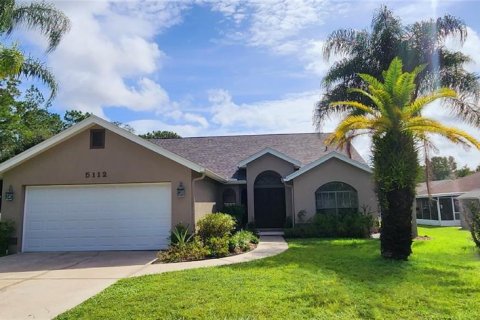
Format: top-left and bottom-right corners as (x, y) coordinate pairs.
(0, 251), (156, 319)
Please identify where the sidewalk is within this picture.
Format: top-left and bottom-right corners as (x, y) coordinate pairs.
(132, 235), (288, 277)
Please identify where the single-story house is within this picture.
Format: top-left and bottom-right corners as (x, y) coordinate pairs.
(415, 172), (480, 227)
(0, 116), (378, 253)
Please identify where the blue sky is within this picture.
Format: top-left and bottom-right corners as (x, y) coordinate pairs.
(12, 0), (480, 167)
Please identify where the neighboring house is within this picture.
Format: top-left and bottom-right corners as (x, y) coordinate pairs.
(415, 172), (480, 227)
(0, 116), (378, 253)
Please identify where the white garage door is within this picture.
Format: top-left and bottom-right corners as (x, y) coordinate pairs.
(23, 183), (171, 252)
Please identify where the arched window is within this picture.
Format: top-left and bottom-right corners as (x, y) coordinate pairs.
(254, 171), (283, 188)
(315, 182), (358, 215)
(222, 188), (236, 206)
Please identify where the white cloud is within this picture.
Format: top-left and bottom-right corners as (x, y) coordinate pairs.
(19, 0), (190, 117)
(208, 89), (319, 132)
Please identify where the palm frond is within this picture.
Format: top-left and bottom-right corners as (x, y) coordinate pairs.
(406, 117), (480, 148)
(329, 100), (376, 115)
(20, 57), (57, 102)
(326, 115), (380, 146)
(404, 88), (457, 117)
(10, 2), (71, 51)
(323, 29), (368, 60)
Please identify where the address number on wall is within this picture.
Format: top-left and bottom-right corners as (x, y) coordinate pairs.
(85, 171), (107, 178)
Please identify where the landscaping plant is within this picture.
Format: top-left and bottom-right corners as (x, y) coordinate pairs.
(222, 205), (247, 229)
(170, 223), (193, 246)
(284, 211), (373, 239)
(0, 220), (14, 256)
(325, 58), (480, 259)
(465, 200), (480, 248)
(158, 213), (258, 262)
(196, 213), (236, 242)
(229, 230), (259, 252)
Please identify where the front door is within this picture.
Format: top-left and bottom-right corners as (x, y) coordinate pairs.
(254, 171), (286, 228)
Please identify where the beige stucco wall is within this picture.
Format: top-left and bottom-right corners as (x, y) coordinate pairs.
(246, 154), (296, 223)
(1, 126), (194, 252)
(194, 177), (219, 223)
(292, 158), (378, 222)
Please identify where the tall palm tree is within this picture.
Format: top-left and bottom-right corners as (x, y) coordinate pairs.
(326, 57), (480, 260)
(0, 0), (70, 51)
(0, 0), (70, 101)
(316, 6), (480, 130)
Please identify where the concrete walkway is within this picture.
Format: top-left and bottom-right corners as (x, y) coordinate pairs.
(0, 236), (287, 319)
(132, 235), (288, 277)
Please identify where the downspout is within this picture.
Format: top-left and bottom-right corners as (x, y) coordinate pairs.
(191, 171), (206, 230)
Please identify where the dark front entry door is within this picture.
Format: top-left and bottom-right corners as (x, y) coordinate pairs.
(254, 171), (286, 228)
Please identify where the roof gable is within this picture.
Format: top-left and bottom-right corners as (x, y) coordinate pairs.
(283, 152), (372, 182)
(237, 147), (302, 168)
(0, 116), (205, 177)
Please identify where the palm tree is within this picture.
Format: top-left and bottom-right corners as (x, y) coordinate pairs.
(0, 0), (70, 101)
(316, 6), (480, 129)
(326, 57), (480, 260)
(0, 0), (70, 51)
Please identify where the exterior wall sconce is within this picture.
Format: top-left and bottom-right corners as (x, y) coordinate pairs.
(5, 185), (14, 201)
(176, 182), (185, 198)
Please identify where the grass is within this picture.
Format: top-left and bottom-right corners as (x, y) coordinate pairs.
(57, 227), (480, 320)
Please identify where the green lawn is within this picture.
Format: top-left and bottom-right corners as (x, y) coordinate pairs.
(57, 227), (480, 320)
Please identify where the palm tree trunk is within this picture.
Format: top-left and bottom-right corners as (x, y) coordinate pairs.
(373, 131), (418, 260)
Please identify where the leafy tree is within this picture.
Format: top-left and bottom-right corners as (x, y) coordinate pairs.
(317, 6), (480, 133)
(476, 165), (480, 172)
(456, 165), (473, 178)
(140, 130), (182, 139)
(63, 110), (92, 128)
(430, 156), (457, 180)
(326, 58), (480, 260)
(0, 79), (63, 162)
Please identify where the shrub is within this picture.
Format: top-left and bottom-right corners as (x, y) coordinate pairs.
(222, 205), (247, 228)
(197, 213), (236, 242)
(205, 236), (230, 257)
(170, 223), (193, 246)
(284, 224), (318, 238)
(229, 230), (259, 252)
(284, 212), (373, 239)
(284, 216), (293, 228)
(0, 220), (14, 256)
(465, 200), (480, 248)
(157, 237), (209, 263)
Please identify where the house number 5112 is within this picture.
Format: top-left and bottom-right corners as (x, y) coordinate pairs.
(85, 171), (107, 178)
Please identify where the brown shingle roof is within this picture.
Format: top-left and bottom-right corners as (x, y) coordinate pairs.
(150, 133), (366, 180)
(416, 171), (480, 196)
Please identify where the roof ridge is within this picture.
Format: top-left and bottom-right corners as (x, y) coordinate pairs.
(151, 132), (331, 140)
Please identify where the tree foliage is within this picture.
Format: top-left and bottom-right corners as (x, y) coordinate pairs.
(456, 165), (473, 178)
(430, 156), (457, 180)
(140, 130), (182, 139)
(326, 58), (480, 260)
(0, 0), (70, 52)
(0, 78), (64, 162)
(317, 6), (480, 131)
(0, 1), (71, 102)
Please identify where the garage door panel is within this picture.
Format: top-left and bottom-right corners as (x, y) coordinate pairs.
(23, 183), (172, 252)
